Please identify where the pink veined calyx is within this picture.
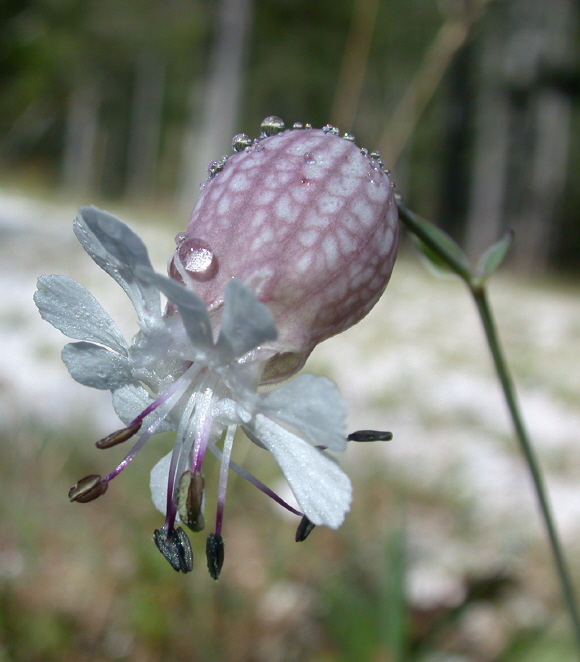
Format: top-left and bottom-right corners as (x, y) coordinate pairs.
(34, 116), (399, 578)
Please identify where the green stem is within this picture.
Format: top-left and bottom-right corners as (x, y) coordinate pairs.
(398, 203), (580, 653)
(473, 288), (580, 651)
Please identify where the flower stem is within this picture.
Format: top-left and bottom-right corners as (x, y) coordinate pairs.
(472, 287), (580, 651)
(398, 203), (580, 652)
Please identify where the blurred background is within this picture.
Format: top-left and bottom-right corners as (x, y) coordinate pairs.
(1, 0), (580, 660)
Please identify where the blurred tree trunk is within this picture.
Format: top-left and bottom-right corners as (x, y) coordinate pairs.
(61, 78), (101, 196)
(464, 0), (575, 271)
(437, 41), (474, 240)
(178, 0), (253, 214)
(126, 51), (166, 201)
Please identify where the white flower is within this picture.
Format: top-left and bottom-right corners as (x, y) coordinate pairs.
(35, 207), (352, 575)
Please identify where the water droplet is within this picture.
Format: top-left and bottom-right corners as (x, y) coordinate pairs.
(232, 133), (252, 152)
(260, 116), (285, 136)
(174, 233), (186, 246)
(207, 155), (229, 177)
(370, 150), (381, 160)
(366, 171), (379, 185)
(322, 124), (340, 135)
(369, 159), (382, 170)
(360, 147), (369, 157)
(253, 140), (265, 152)
(304, 123), (313, 129)
(393, 188), (403, 203)
(177, 237), (219, 282)
(207, 159), (225, 178)
(342, 133), (356, 142)
(292, 122), (304, 129)
(304, 153), (315, 164)
(300, 178), (311, 186)
(199, 181), (206, 190)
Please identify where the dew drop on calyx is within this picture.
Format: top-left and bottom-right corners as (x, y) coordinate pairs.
(304, 153), (315, 164)
(322, 124), (340, 135)
(207, 159), (226, 177)
(232, 133), (252, 152)
(176, 237), (218, 282)
(260, 116), (285, 136)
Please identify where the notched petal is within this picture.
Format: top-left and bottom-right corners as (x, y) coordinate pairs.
(74, 207), (162, 329)
(259, 374), (347, 451)
(78, 206), (153, 274)
(217, 279), (277, 360)
(62, 342), (133, 390)
(250, 414), (352, 529)
(34, 275), (128, 354)
(139, 268), (214, 354)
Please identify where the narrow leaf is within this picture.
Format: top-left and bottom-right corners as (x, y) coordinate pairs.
(475, 231), (514, 284)
(410, 219), (470, 276)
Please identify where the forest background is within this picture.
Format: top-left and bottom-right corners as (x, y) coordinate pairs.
(1, 0), (579, 274)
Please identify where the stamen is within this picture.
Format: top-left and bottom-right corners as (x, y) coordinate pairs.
(215, 425), (236, 536)
(164, 385), (199, 530)
(206, 532), (225, 580)
(348, 430), (393, 442)
(207, 441), (303, 517)
(68, 475), (108, 503)
(295, 516), (316, 542)
(96, 420), (142, 449)
(177, 470), (205, 532)
(103, 364), (200, 484)
(191, 385), (216, 473)
(153, 526), (194, 573)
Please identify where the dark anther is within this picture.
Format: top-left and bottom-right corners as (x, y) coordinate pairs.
(68, 475), (108, 503)
(348, 430), (393, 442)
(153, 527), (193, 573)
(206, 532), (225, 580)
(96, 420), (142, 449)
(177, 470), (205, 532)
(295, 516), (316, 542)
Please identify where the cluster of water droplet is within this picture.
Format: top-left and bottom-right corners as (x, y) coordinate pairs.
(202, 115), (397, 195)
(206, 154), (229, 179)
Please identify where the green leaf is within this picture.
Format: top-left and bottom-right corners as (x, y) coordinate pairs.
(407, 214), (471, 279)
(475, 231), (513, 284)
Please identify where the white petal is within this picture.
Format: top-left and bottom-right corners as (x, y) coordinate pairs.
(150, 451), (172, 515)
(34, 275), (128, 354)
(259, 374), (347, 451)
(250, 414), (352, 528)
(62, 342), (133, 389)
(217, 279), (277, 360)
(74, 207), (162, 330)
(112, 383), (174, 431)
(140, 269), (214, 355)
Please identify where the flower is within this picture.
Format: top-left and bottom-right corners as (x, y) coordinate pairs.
(171, 118), (399, 382)
(34, 118), (400, 577)
(35, 207), (352, 576)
